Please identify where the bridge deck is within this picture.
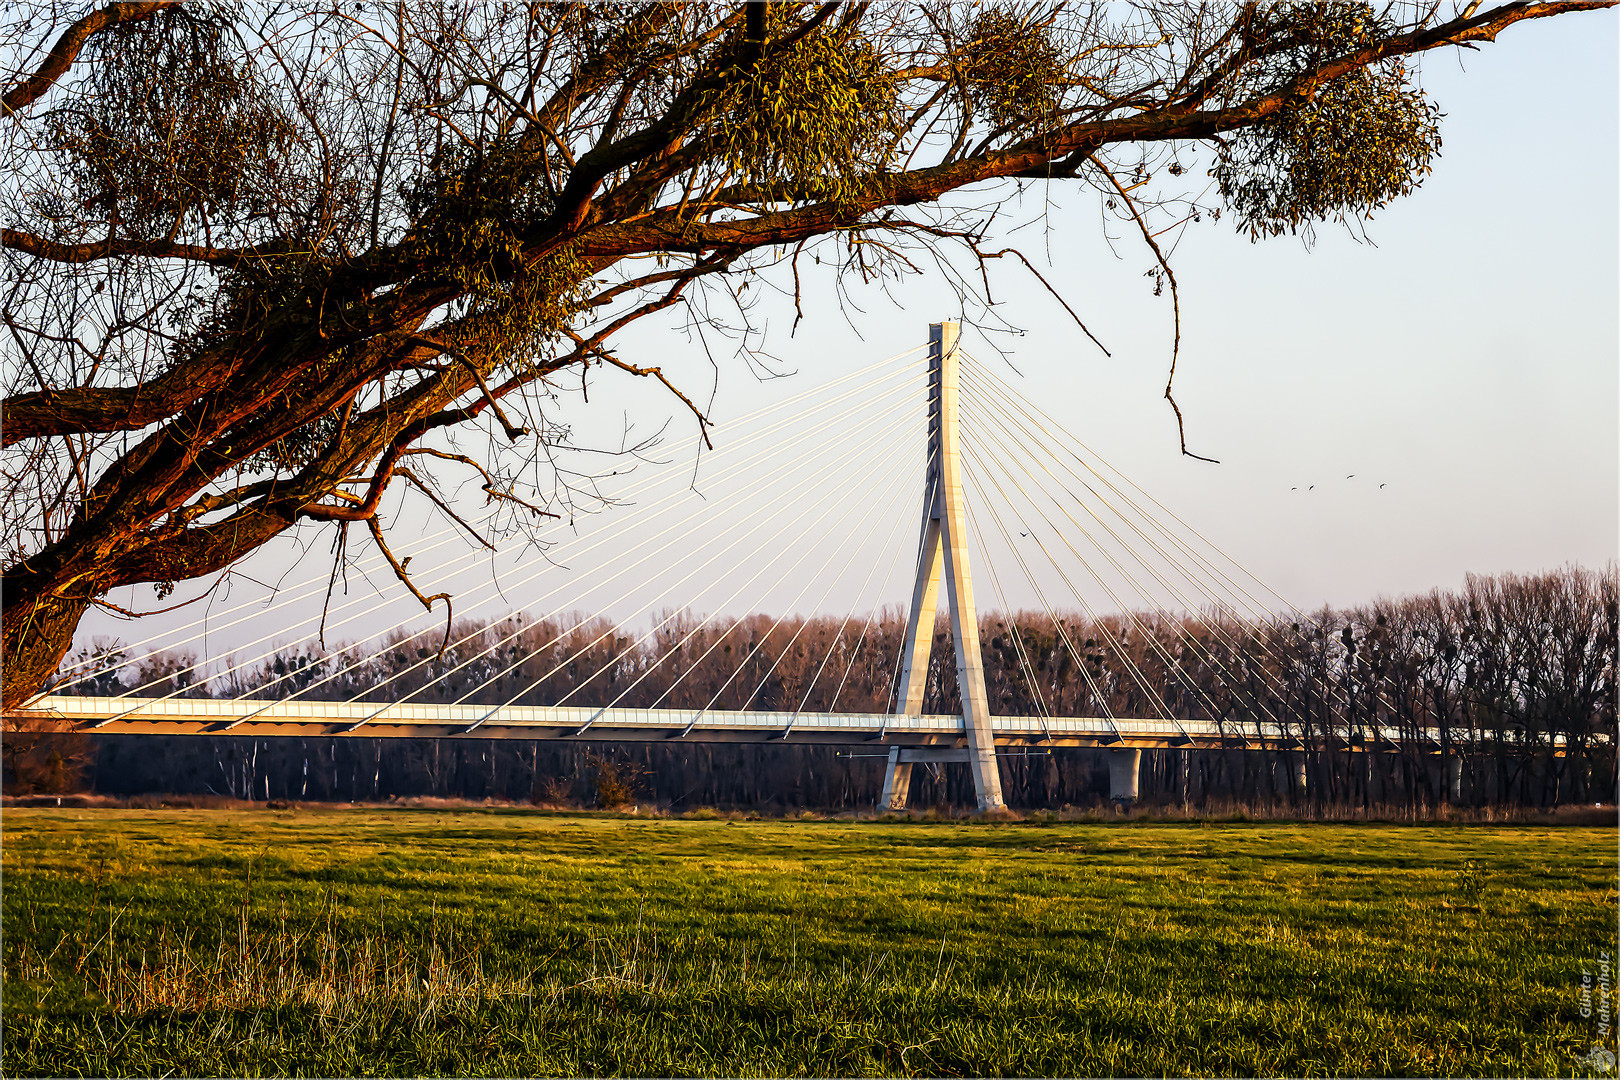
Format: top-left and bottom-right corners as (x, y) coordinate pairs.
(10, 695), (1455, 751)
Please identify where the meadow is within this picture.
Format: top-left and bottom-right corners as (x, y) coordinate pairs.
(2, 808), (1614, 1076)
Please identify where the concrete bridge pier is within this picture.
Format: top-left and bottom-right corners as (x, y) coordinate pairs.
(1294, 756), (1308, 799)
(1108, 748), (1141, 806)
(882, 746), (972, 810)
(1444, 755), (1464, 804)
(881, 746), (913, 810)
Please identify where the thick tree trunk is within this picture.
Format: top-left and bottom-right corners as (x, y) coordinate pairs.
(2, 591), (90, 711)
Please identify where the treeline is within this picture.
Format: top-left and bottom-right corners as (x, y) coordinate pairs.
(38, 565), (1620, 810)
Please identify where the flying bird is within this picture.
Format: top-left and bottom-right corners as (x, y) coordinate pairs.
(1380, 483), (1387, 489)
(1346, 474), (1355, 479)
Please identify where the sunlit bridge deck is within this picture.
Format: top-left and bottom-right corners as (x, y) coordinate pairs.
(17, 694), (1467, 753)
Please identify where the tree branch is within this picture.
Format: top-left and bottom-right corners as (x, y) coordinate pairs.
(977, 246), (1110, 358)
(1091, 155), (1217, 465)
(0, 228), (294, 266)
(366, 515), (452, 660)
(404, 335), (529, 441)
(561, 266), (729, 449)
(2, 1), (183, 116)
(392, 467), (498, 550)
(400, 448), (557, 519)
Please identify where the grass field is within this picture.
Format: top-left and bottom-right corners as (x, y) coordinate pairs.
(2, 808), (1615, 1077)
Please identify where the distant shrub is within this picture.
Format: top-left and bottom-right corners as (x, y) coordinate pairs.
(585, 751), (650, 810)
(534, 774), (575, 807)
(1, 714), (94, 795)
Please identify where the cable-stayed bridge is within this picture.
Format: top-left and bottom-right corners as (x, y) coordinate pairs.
(16, 323), (1477, 810)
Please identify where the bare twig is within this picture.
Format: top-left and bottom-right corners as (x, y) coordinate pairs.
(366, 516), (452, 660)
(1090, 155), (1218, 464)
(978, 247), (1110, 357)
(400, 447), (557, 518)
(405, 336), (529, 441)
(318, 520), (349, 649)
(88, 590), (211, 619)
(393, 466), (497, 550)
(562, 269), (728, 449)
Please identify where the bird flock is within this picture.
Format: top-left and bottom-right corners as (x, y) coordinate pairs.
(1290, 475), (1387, 492)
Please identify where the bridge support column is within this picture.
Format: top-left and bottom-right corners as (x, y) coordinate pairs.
(1108, 749), (1141, 806)
(891, 321), (1004, 812)
(881, 746), (912, 810)
(1294, 757), (1308, 799)
(1444, 755), (1463, 804)
(881, 747), (970, 810)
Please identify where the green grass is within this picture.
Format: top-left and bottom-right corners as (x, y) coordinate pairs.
(3, 808), (1614, 1076)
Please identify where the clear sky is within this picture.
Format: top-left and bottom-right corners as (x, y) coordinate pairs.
(71, 9), (1618, 683)
(601, 8), (1619, 612)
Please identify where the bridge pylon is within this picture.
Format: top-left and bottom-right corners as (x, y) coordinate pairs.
(884, 321), (1006, 811)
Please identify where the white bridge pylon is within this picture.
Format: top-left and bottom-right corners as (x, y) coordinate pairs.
(887, 322), (1002, 810)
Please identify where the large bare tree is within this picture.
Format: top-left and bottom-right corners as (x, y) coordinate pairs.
(2, 0), (1611, 710)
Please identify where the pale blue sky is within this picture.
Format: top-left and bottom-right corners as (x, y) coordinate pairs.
(604, 8), (1619, 611)
(73, 10), (1618, 682)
